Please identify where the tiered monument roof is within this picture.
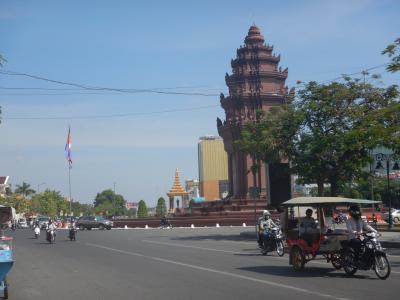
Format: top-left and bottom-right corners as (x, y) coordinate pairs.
(167, 168), (188, 197)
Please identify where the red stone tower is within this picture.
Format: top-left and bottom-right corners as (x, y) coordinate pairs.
(217, 25), (293, 205)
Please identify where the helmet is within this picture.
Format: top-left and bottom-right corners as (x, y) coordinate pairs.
(263, 210), (270, 218)
(349, 205), (361, 219)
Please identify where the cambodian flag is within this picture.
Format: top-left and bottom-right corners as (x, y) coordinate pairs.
(65, 126), (72, 167)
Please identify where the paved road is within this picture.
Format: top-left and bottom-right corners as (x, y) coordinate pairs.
(5, 228), (400, 300)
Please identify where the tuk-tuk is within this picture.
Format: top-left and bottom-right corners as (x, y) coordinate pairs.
(281, 197), (382, 272)
(0, 206), (15, 299)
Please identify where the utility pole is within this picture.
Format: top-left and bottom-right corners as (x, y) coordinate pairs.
(113, 182), (116, 219)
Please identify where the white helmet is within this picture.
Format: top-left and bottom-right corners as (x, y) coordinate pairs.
(263, 210), (270, 217)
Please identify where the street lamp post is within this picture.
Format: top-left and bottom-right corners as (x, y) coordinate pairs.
(375, 153), (400, 229)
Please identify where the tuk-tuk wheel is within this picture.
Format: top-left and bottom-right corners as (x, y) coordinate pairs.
(3, 277), (8, 299)
(291, 247), (305, 271)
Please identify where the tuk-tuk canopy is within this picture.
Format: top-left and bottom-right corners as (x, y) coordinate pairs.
(281, 197), (381, 206)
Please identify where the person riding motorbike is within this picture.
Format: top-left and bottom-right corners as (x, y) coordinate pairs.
(257, 210), (277, 247)
(34, 223), (41, 238)
(160, 216), (171, 228)
(69, 220), (77, 240)
(345, 205), (378, 259)
(46, 220), (57, 242)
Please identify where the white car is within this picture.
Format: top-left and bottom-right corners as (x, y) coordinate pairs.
(18, 218), (29, 228)
(383, 209), (400, 224)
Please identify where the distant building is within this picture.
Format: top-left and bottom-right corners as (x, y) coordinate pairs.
(198, 136), (229, 201)
(126, 202), (138, 210)
(185, 179), (199, 200)
(0, 176), (10, 198)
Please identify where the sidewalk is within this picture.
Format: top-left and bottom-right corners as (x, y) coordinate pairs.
(239, 231), (400, 248)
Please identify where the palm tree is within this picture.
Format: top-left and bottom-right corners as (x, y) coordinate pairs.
(15, 182), (36, 198)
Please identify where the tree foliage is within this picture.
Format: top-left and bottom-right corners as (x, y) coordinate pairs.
(30, 190), (68, 217)
(239, 77), (399, 196)
(155, 197), (167, 217)
(137, 200), (148, 218)
(383, 37), (400, 73)
(15, 182), (36, 198)
(94, 189), (126, 217)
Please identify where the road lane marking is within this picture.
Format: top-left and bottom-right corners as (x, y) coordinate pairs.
(142, 240), (400, 275)
(86, 242), (350, 300)
(142, 239), (251, 255)
(85, 243), (145, 257)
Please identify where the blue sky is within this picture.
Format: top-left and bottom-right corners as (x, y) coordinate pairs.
(1, 0), (399, 206)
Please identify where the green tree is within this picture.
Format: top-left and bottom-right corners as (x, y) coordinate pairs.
(155, 197), (167, 217)
(383, 37), (400, 73)
(71, 202), (94, 217)
(15, 182), (36, 198)
(137, 200), (148, 218)
(30, 190), (64, 217)
(94, 189), (126, 216)
(239, 78), (399, 196)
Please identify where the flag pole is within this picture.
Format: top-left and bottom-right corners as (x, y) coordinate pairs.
(65, 125), (73, 219)
(69, 163), (72, 217)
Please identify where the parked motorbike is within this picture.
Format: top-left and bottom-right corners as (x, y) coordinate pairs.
(69, 227), (77, 241)
(341, 232), (390, 280)
(46, 229), (56, 244)
(260, 227), (284, 256)
(34, 226), (40, 239)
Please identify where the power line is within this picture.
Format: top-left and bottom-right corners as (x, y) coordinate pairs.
(2, 104), (220, 120)
(0, 70), (219, 97)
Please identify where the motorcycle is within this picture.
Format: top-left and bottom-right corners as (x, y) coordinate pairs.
(159, 219), (173, 229)
(46, 229), (56, 244)
(260, 227), (285, 256)
(34, 226), (40, 239)
(69, 227), (77, 241)
(341, 232), (390, 280)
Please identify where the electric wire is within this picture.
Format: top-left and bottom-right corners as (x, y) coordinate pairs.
(0, 63), (392, 121)
(1, 104), (220, 120)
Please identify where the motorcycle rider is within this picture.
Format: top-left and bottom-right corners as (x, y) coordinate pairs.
(69, 219), (77, 240)
(46, 219), (57, 242)
(160, 216), (171, 228)
(257, 210), (277, 247)
(345, 205), (378, 258)
(34, 223), (41, 238)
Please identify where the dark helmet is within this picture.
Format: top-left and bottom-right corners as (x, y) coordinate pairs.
(349, 205), (361, 219)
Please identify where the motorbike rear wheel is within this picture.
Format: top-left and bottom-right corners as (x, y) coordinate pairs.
(276, 240), (284, 257)
(3, 277), (8, 299)
(374, 253), (390, 280)
(343, 249), (357, 275)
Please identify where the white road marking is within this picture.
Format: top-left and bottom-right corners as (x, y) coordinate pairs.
(142, 239), (249, 255)
(142, 240), (400, 275)
(85, 242), (350, 300)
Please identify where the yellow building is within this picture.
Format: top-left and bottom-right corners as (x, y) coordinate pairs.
(198, 136), (229, 201)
